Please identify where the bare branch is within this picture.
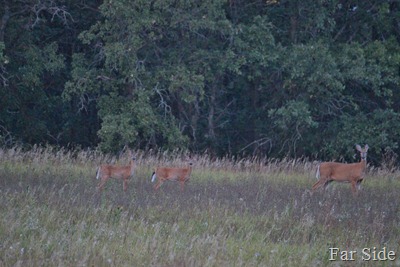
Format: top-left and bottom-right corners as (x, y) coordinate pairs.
(77, 93), (95, 114)
(239, 137), (273, 154)
(154, 84), (171, 117)
(46, 130), (63, 145)
(0, 124), (14, 146)
(30, 0), (74, 28)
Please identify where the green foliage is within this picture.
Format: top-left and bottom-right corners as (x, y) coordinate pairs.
(269, 100), (317, 131)
(0, 1), (101, 147)
(96, 91), (187, 152)
(63, 53), (100, 100)
(327, 110), (400, 163)
(267, 100), (317, 157)
(2, 0), (400, 164)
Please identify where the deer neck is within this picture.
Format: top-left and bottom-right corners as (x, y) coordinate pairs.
(359, 159), (367, 171)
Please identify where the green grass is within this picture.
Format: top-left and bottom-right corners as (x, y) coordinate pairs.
(1, 147), (400, 266)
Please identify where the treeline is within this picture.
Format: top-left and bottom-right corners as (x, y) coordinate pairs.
(1, 0), (400, 164)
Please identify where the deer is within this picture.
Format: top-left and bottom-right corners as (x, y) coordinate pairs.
(312, 144), (369, 195)
(96, 154), (136, 192)
(151, 162), (193, 191)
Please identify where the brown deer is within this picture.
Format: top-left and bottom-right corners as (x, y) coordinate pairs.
(96, 155), (136, 192)
(151, 163), (193, 191)
(312, 144), (369, 195)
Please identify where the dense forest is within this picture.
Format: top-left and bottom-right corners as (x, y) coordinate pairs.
(1, 0), (400, 164)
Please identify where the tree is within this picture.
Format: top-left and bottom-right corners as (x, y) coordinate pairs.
(0, 0), (102, 147)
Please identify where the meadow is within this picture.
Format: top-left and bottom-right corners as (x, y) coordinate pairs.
(1, 147), (400, 266)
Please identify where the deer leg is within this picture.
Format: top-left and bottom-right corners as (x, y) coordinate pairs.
(356, 179), (363, 191)
(97, 178), (106, 192)
(351, 181), (358, 196)
(123, 177), (128, 192)
(154, 180), (163, 190)
(312, 179), (326, 191)
(323, 180), (333, 190)
(179, 180), (185, 191)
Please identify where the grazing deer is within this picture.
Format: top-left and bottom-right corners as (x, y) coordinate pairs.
(96, 155), (136, 192)
(151, 163), (193, 191)
(312, 144), (369, 195)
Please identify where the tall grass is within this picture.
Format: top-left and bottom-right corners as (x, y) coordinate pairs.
(1, 146), (400, 266)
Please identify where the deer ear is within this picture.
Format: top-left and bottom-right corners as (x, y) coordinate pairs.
(365, 144), (369, 151)
(355, 144), (361, 151)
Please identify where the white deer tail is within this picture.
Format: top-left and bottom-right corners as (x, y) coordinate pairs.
(96, 167), (101, 180)
(151, 172), (156, 183)
(315, 165), (320, 180)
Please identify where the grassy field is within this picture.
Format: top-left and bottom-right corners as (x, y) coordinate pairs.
(1, 147), (400, 266)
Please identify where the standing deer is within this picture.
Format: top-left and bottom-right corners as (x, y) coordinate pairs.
(151, 163), (193, 191)
(96, 155), (136, 192)
(312, 144), (369, 195)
